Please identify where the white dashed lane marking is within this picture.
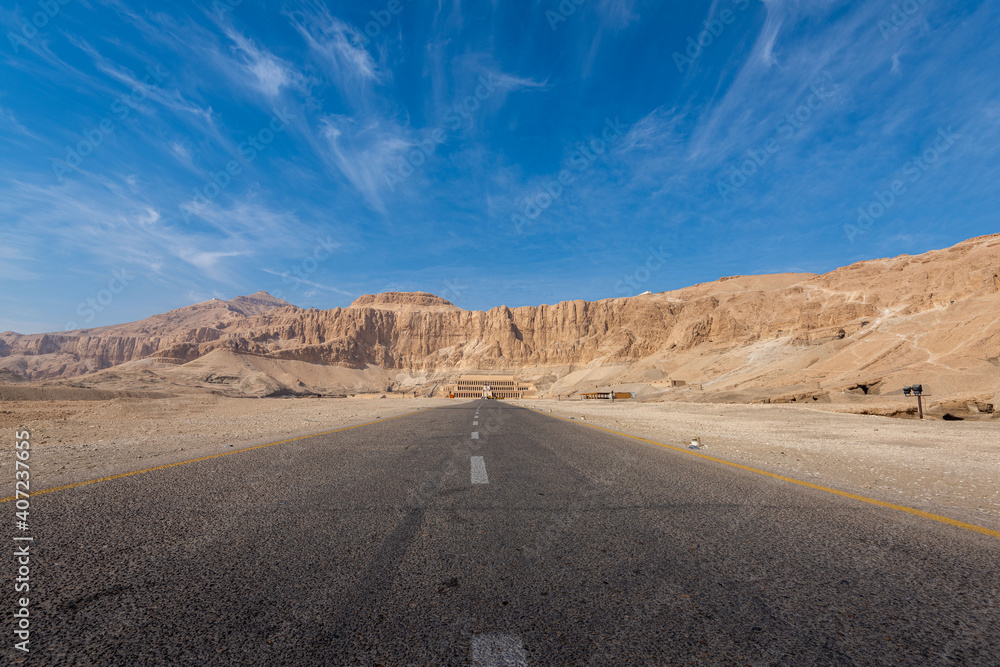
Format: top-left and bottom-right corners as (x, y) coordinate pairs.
(471, 432), (479, 439)
(474, 421), (478, 425)
(471, 456), (489, 484)
(470, 634), (527, 666)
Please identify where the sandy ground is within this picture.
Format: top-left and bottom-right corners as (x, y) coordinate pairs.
(1, 395), (440, 492)
(3, 395), (998, 534)
(514, 399), (1000, 532)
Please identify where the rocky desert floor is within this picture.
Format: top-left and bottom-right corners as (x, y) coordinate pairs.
(2, 394), (998, 533)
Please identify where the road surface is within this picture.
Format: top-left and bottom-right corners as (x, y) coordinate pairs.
(5, 401), (999, 665)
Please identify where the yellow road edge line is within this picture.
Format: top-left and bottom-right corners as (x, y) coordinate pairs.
(2, 408), (431, 504)
(527, 407), (1000, 540)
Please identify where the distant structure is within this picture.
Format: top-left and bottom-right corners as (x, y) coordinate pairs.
(450, 375), (533, 399)
(582, 391), (634, 400)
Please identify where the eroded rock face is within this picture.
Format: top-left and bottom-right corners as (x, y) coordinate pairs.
(349, 292), (458, 309)
(2, 235), (999, 399)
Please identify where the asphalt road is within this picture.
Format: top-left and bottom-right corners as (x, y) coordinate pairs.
(5, 401), (999, 665)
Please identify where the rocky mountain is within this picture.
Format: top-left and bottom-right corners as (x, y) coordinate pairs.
(0, 291), (294, 378)
(2, 235), (998, 406)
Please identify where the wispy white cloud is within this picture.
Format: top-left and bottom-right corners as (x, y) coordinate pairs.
(0, 107), (33, 137)
(486, 69), (549, 91)
(261, 268), (354, 297)
(176, 197), (313, 249)
(175, 248), (244, 279)
(167, 140), (198, 172)
(597, 0), (640, 31)
(312, 54), (548, 212)
(317, 114), (410, 212)
(219, 24), (303, 98)
(290, 7), (381, 84)
(1, 174), (319, 288)
(41, 23), (231, 167)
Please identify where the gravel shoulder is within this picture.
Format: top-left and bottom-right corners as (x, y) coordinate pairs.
(515, 398), (1000, 532)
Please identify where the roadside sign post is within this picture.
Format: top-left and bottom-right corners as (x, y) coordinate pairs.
(903, 385), (924, 419)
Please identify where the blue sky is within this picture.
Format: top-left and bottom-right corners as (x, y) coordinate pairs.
(1, 0), (998, 333)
